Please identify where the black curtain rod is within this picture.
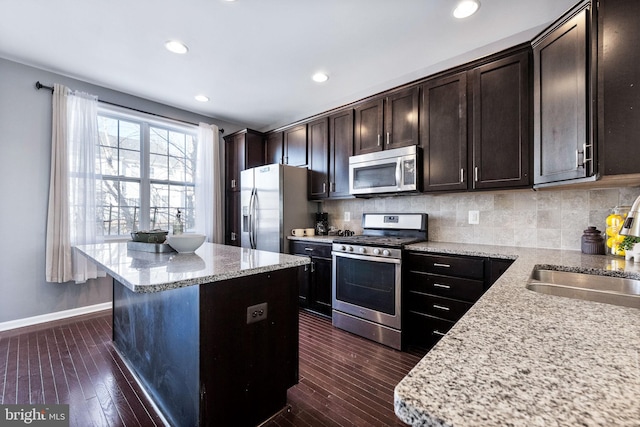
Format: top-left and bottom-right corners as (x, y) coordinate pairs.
(35, 81), (224, 133)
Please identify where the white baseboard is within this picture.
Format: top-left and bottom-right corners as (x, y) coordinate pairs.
(0, 302), (112, 332)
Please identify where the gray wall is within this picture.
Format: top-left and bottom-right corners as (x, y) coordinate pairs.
(0, 57), (242, 324)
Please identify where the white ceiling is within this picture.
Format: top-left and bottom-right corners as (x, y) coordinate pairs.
(0, 0), (578, 131)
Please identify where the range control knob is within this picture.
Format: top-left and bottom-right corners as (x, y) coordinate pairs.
(359, 247), (366, 254)
(382, 249), (391, 256)
(340, 245), (347, 251)
(347, 246), (354, 252)
(373, 248), (381, 255)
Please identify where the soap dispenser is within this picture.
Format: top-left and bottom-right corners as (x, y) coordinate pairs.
(173, 209), (183, 235)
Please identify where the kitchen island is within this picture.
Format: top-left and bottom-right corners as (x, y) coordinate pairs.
(394, 242), (640, 426)
(75, 242), (310, 427)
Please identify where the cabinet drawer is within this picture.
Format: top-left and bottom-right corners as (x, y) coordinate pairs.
(406, 271), (484, 302)
(404, 311), (455, 350)
(406, 252), (484, 280)
(290, 241), (332, 258)
(406, 291), (473, 322)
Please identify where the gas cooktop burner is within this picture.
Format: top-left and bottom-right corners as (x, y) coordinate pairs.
(333, 213), (428, 249)
(333, 235), (425, 248)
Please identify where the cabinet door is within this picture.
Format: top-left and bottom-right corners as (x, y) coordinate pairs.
(308, 117), (329, 199)
(354, 97), (384, 155)
(225, 134), (244, 192)
(265, 131), (283, 165)
(310, 257), (332, 316)
(420, 72), (468, 192)
(385, 86), (419, 149)
(472, 49), (531, 189)
(329, 109), (354, 198)
(533, 7), (592, 185)
(599, 0), (640, 175)
(244, 130), (265, 169)
(284, 124), (308, 166)
(224, 192), (240, 246)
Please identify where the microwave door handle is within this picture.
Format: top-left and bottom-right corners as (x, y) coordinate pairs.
(396, 158), (402, 189)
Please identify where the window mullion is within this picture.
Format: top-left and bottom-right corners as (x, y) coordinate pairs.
(140, 122), (151, 230)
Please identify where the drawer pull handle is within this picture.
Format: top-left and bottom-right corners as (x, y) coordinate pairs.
(432, 304), (450, 311)
(433, 283), (451, 289)
(433, 330), (447, 337)
(433, 263), (451, 268)
(304, 248), (314, 252)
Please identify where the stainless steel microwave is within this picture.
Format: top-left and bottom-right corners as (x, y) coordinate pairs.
(349, 145), (421, 196)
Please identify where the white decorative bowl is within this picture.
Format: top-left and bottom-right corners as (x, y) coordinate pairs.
(166, 233), (206, 253)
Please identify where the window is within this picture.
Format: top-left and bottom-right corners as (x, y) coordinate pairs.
(97, 106), (197, 237)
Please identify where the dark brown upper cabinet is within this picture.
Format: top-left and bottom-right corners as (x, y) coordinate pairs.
(224, 129), (264, 192)
(265, 131), (283, 165)
(283, 124), (308, 166)
(533, 2), (594, 186)
(385, 87), (420, 150)
(471, 49), (531, 189)
(420, 72), (468, 192)
(598, 0), (640, 176)
(420, 45), (531, 193)
(354, 86), (419, 155)
(307, 117), (329, 199)
(354, 97), (384, 155)
(329, 109), (354, 198)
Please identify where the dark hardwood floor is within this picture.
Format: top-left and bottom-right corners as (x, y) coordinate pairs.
(0, 310), (423, 426)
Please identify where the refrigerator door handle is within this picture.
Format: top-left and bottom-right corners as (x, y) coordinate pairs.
(249, 188), (257, 249)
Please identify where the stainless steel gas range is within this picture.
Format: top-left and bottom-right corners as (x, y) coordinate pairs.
(331, 213), (428, 350)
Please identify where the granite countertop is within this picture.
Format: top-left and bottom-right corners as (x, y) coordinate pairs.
(75, 242), (310, 293)
(395, 242), (640, 427)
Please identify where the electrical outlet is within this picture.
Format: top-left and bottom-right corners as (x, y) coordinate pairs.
(468, 210), (479, 225)
(344, 211), (351, 221)
(246, 302), (268, 324)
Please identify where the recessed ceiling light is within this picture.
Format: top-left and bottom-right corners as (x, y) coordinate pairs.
(312, 72), (329, 83)
(195, 94), (210, 102)
(453, 0), (480, 19)
(165, 40), (189, 54)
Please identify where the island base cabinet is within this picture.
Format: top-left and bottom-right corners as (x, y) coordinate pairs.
(199, 267), (300, 426)
(112, 266), (302, 427)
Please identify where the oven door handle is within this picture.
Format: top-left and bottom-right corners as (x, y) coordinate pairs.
(332, 251), (401, 264)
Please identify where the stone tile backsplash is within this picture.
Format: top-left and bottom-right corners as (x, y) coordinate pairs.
(322, 186), (640, 251)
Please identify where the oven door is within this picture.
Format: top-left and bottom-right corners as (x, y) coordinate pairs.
(332, 251), (401, 330)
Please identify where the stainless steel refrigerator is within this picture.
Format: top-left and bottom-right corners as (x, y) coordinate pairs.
(240, 163), (312, 253)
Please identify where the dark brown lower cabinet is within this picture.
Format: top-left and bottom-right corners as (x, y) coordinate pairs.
(225, 192), (240, 246)
(403, 252), (513, 351)
(112, 266), (302, 426)
(290, 240), (332, 316)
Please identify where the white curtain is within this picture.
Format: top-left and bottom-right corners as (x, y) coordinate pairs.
(195, 123), (223, 243)
(45, 84), (103, 283)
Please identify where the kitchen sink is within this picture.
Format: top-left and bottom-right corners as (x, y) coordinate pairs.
(526, 268), (640, 309)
